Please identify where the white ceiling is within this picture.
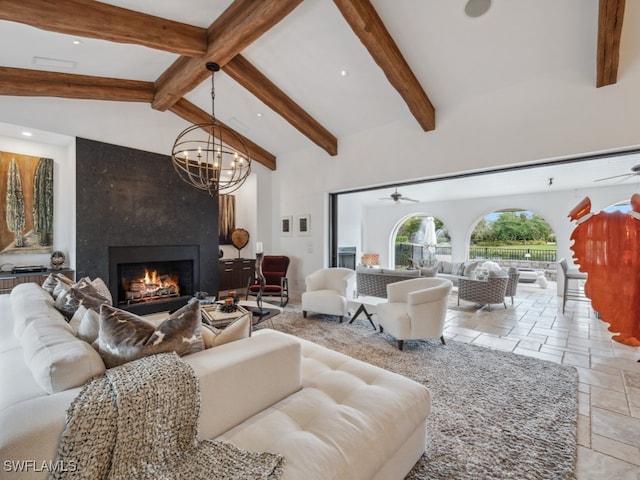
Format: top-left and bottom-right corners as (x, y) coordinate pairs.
(1, 0), (639, 197)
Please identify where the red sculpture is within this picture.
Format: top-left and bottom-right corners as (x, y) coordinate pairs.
(568, 194), (640, 347)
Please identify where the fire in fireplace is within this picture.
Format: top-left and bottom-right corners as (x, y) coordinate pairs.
(109, 245), (200, 315)
(121, 267), (180, 304)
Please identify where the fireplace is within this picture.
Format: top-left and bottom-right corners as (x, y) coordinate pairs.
(109, 245), (200, 315)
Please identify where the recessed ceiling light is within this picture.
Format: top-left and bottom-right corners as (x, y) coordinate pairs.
(340, 69), (349, 77)
(465, 0), (491, 18)
(72, 39), (82, 45)
(256, 113), (263, 117)
(21, 131), (32, 137)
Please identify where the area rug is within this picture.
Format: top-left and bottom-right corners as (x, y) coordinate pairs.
(257, 305), (578, 480)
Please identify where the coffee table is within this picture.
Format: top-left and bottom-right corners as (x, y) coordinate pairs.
(348, 295), (388, 330)
(236, 299), (282, 329)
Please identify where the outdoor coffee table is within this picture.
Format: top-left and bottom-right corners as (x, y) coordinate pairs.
(348, 295), (388, 330)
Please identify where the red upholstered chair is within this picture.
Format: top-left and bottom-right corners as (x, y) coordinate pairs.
(246, 255), (290, 307)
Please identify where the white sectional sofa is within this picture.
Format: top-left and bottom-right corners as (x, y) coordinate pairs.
(0, 283), (430, 479)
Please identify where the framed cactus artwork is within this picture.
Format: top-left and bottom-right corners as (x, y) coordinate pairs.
(0, 151), (54, 254)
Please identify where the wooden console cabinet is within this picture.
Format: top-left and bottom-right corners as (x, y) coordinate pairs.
(0, 269), (75, 295)
(218, 259), (255, 292)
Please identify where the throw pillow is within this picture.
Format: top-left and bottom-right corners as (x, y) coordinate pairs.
(71, 282), (111, 311)
(55, 278), (110, 321)
(212, 314), (251, 348)
(463, 261), (479, 277)
(488, 269), (508, 278)
(52, 279), (71, 301)
(481, 261), (502, 272)
(41, 274), (58, 295)
(201, 324), (220, 349)
(77, 308), (101, 344)
(90, 277), (113, 305)
(53, 283), (76, 320)
(419, 266), (438, 277)
(56, 273), (75, 286)
(97, 301), (204, 368)
(50, 274), (75, 299)
(440, 261), (453, 274)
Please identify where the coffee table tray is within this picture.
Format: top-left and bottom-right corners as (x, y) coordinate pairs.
(201, 304), (250, 328)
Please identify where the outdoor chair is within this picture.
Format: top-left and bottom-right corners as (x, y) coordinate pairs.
(457, 270), (509, 311)
(505, 267), (520, 304)
(302, 267), (356, 323)
(559, 258), (588, 313)
(246, 255), (290, 307)
(375, 277), (453, 350)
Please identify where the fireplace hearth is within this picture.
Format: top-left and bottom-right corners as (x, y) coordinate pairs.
(109, 245), (200, 315)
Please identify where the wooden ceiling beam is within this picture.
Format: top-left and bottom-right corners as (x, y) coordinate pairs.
(0, 66), (277, 170)
(0, 0), (207, 57)
(153, 0), (303, 111)
(0, 67), (154, 102)
(169, 98), (277, 171)
(333, 0), (435, 132)
(597, 0), (625, 87)
(224, 55), (338, 156)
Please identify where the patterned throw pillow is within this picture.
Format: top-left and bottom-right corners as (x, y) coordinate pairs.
(55, 278), (110, 321)
(53, 283), (76, 320)
(90, 277), (112, 305)
(49, 273), (75, 298)
(97, 301), (204, 368)
(41, 274), (59, 295)
(52, 279), (71, 301)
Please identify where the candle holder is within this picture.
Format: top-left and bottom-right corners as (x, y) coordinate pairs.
(253, 252), (269, 316)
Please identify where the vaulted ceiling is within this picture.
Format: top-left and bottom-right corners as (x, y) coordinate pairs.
(0, 0), (629, 173)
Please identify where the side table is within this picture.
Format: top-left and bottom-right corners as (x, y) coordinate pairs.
(348, 296), (388, 330)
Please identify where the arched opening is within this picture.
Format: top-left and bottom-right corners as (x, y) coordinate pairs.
(468, 209), (556, 268)
(391, 214), (450, 269)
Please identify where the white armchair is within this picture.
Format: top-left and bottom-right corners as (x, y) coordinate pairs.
(301, 267), (356, 323)
(376, 277), (453, 350)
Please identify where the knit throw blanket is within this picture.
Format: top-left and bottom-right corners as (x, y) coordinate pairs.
(50, 352), (285, 480)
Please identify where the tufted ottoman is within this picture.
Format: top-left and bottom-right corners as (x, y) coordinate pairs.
(218, 331), (431, 480)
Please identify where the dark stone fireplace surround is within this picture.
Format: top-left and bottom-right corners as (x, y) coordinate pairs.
(76, 138), (219, 315)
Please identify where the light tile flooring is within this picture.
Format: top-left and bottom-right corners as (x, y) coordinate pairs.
(444, 281), (640, 479)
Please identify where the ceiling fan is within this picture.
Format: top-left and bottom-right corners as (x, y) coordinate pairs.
(594, 164), (640, 182)
(379, 188), (419, 204)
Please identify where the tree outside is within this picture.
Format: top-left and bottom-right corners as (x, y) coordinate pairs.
(396, 216), (449, 244)
(472, 211), (553, 246)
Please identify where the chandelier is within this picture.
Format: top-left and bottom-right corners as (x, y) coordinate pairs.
(171, 62), (251, 196)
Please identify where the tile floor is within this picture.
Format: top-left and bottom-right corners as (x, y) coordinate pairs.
(445, 281), (640, 480)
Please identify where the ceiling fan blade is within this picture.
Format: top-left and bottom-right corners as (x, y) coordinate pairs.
(594, 173), (634, 182)
(403, 197), (420, 202)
